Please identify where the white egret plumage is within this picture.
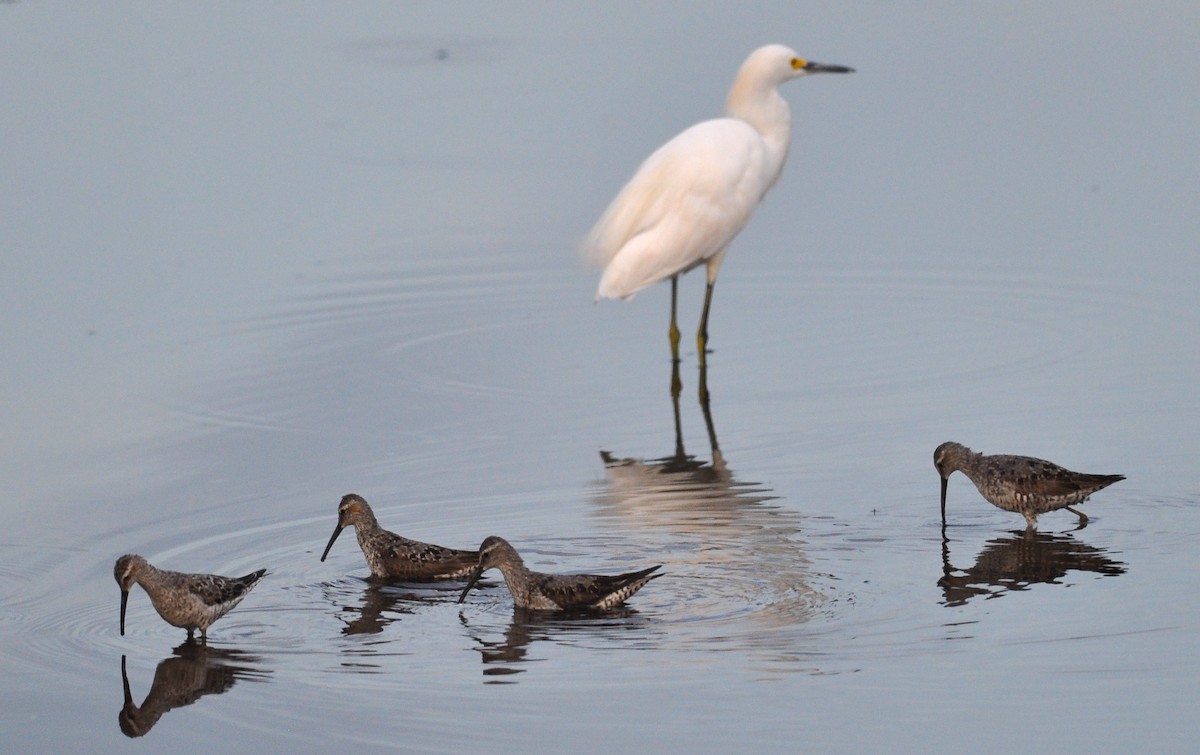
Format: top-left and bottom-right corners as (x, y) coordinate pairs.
(583, 44), (853, 365)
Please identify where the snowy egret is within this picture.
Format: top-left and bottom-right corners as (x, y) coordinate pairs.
(582, 44), (853, 365)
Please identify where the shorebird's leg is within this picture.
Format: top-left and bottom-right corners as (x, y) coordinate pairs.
(1066, 506), (1088, 524)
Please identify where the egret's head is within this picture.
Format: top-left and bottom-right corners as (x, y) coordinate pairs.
(742, 44), (854, 83)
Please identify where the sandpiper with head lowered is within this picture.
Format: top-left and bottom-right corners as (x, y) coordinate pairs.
(319, 493), (479, 580)
(457, 536), (662, 611)
(114, 554), (266, 641)
(934, 441), (1124, 529)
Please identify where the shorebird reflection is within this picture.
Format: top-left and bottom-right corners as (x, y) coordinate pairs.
(118, 643), (266, 738)
(459, 607), (659, 683)
(939, 528), (1126, 607)
(335, 582), (416, 636)
(326, 579), (473, 636)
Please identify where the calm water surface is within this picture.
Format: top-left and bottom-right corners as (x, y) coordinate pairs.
(3, 4), (1199, 753)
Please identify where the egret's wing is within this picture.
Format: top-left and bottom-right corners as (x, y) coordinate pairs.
(582, 118), (767, 299)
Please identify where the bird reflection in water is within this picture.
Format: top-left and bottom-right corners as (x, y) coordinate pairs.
(328, 580), (474, 636)
(596, 359), (776, 533)
(333, 582), (418, 636)
(459, 607), (660, 683)
(939, 527), (1127, 607)
(118, 643), (266, 738)
(594, 359), (820, 640)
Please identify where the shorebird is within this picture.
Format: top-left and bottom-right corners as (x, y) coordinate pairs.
(114, 554), (266, 641)
(319, 493), (478, 580)
(583, 45), (853, 365)
(934, 441), (1124, 529)
(457, 536), (662, 611)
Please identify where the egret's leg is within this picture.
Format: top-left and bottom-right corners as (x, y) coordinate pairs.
(669, 277), (682, 397)
(698, 358), (715, 446)
(670, 359), (685, 447)
(669, 276), (681, 361)
(669, 333), (683, 400)
(697, 280), (715, 370)
(1065, 506), (1088, 524)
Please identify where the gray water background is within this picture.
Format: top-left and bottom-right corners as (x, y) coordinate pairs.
(2, 3), (1198, 752)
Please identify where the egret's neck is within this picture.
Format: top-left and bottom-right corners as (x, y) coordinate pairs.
(726, 83), (792, 188)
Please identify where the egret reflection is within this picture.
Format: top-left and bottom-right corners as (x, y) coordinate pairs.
(595, 359), (777, 535)
(939, 528), (1126, 607)
(118, 644), (267, 738)
(592, 357), (782, 530)
(593, 360), (821, 641)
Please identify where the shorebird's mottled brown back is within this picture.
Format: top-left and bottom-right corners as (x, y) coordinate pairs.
(532, 565), (663, 611)
(187, 569), (267, 608)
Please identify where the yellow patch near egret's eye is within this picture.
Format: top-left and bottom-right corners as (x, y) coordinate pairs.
(792, 58), (807, 70)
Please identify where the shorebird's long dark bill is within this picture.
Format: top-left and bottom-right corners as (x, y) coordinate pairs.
(119, 590), (129, 636)
(803, 61), (855, 74)
(457, 567), (485, 604)
(320, 525), (344, 562)
(940, 477), (949, 523)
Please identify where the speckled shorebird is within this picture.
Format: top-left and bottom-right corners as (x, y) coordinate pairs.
(114, 555), (266, 641)
(319, 493), (479, 580)
(934, 441), (1124, 529)
(457, 536), (662, 611)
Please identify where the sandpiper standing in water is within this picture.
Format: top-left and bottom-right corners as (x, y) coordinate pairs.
(934, 441), (1124, 529)
(319, 493), (479, 580)
(457, 536), (662, 611)
(114, 554), (266, 641)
